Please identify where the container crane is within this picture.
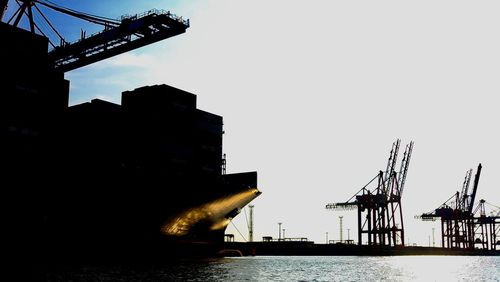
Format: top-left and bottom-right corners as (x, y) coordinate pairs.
(326, 139), (414, 247)
(417, 164), (482, 249)
(472, 199), (500, 250)
(1, 0), (189, 72)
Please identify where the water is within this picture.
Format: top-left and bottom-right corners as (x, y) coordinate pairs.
(43, 256), (499, 282)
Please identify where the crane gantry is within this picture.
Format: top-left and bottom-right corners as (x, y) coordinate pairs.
(417, 163), (499, 251)
(418, 164), (481, 249)
(326, 139), (414, 247)
(473, 199), (500, 250)
(1, 0), (189, 72)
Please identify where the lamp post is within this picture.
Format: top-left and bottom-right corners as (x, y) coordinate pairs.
(432, 227), (435, 247)
(278, 222), (282, 241)
(339, 216), (343, 242)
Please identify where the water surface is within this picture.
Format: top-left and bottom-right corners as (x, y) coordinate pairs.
(44, 256), (499, 281)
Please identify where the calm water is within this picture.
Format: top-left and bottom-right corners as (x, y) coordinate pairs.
(44, 256), (499, 281)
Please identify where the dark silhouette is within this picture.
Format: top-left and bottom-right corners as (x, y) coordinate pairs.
(1, 22), (260, 265)
(419, 163), (499, 251)
(326, 139), (414, 247)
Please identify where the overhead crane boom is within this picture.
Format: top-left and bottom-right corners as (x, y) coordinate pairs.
(48, 10), (189, 72)
(2, 0), (189, 73)
(325, 202), (357, 211)
(398, 141), (413, 196)
(460, 169), (472, 211)
(468, 163), (481, 214)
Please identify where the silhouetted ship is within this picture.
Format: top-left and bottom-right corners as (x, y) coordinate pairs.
(1, 22), (260, 261)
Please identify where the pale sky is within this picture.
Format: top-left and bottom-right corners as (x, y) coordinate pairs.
(6, 0), (499, 246)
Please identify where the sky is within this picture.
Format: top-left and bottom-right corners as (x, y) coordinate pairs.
(5, 0), (500, 246)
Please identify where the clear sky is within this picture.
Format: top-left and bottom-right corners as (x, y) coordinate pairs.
(5, 0), (499, 246)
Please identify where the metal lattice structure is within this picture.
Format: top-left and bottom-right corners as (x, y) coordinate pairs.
(326, 139), (414, 247)
(1, 0), (189, 72)
(417, 163), (500, 250)
(472, 200), (499, 250)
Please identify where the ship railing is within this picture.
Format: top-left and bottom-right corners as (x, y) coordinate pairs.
(52, 8), (189, 52)
(121, 9), (190, 26)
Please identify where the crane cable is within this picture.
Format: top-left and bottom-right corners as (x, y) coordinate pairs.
(33, 3), (65, 45)
(484, 201), (500, 216)
(40, 0), (118, 22)
(10, 0), (55, 47)
(230, 220), (248, 242)
(7, 0), (119, 46)
(37, 0), (119, 23)
(36, 0), (120, 26)
(243, 206), (250, 231)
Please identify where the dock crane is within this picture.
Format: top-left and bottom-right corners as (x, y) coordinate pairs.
(417, 164), (483, 249)
(472, 199), (500, 250)
(326, 139), (414, 247)
(1, 0), (189, 72)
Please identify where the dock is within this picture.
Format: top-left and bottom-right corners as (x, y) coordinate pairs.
(224, 241), (500, 256)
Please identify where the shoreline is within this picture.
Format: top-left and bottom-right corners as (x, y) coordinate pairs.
(224, 241), (500, 256)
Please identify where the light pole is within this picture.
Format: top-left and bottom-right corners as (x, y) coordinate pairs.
(278, 222), (282, 241)
(347, 229), (350, 241)
(283, 228), (286, 240)
(432, 227), (435, 247)
(249, 205), (254, 242)
(339, 216), (343, 242)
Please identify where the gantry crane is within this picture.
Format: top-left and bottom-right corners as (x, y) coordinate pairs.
(472, 199), (500, 250)
(1, 0), (189, 72)
(417, 164), (485, 249)
(326, 139), (414, 247)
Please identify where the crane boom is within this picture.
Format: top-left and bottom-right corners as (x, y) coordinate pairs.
(460, 169), (472, 211)
(384, 139), (400, 194)
(48, 10), (189, 72)
(2, 1), (189, 73)
(325, 202), (357, 210)
(398, 141), (413, 196)
(468, 163), (481, 214)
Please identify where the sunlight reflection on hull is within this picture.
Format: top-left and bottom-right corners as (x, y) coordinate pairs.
(161, 188), (261, 236)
